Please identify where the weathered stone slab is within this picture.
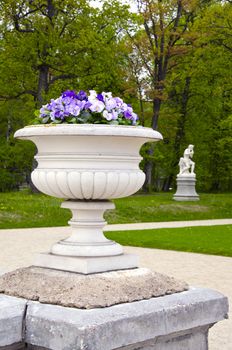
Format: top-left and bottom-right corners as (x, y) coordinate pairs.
(25, 287), (228, 350)
(0, 295), (27, 347)
(118, 326), (209, 349)
(0, 343), (25, 350)
(0, 267), (188, 309)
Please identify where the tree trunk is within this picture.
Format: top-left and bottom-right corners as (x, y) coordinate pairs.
(142, 97), (162, 192)
(162, 175), (173, 192)
(170, 76), (191, 178)
(37, 64), (49, 107)
(29, 65), (50, 193)
(138, 88), (145, 126)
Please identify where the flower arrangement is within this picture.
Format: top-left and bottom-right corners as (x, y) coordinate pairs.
(35, 90), (139, 126)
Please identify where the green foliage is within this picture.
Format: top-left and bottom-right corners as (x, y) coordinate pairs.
(137, 1), (232, 191)
(0, 138), (35, 191)
(0, 0), (135, 191)
(0, 0), (231, 192)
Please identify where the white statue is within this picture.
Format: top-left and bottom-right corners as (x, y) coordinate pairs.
(178, 144), (195, 175)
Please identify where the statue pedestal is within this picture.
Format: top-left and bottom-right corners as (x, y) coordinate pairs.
(173, 174), (199, 201)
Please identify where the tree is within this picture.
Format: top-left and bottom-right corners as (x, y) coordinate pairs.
(126, 0), (201, 191)
(0, 0), (134, 191)
(158, 1), (232, 192)
(0, 0), (132, 105)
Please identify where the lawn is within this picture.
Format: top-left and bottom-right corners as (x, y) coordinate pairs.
(0, 190), (231, 229)
(106, 225), (232, 257)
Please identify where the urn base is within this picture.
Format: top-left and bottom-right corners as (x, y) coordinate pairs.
(33, 200), (138, 274)
(34, 252), (138, 274)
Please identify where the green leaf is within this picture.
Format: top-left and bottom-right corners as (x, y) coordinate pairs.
(41, 116), (50, 124)
(109, 120), (119, 125)
(34, 110), (40, 117)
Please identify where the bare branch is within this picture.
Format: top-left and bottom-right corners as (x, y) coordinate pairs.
(126, 30), (154, 78)
(49, 74), (77, 85)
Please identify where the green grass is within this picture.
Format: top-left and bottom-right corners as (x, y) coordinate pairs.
(105, 225), (232, 257)
(106, 192), (232, 224)
(0, 190), (231, 229)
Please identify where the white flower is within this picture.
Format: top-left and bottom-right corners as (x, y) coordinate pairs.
(89, 100), (105, 113)
(89, 90), (97, 97)
(103, 110), (113, 120)
(102, 91), (112, 99)
(88, 90), (98, 103)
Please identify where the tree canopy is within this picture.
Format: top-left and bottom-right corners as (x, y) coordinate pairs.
(0, 0), (231, 192)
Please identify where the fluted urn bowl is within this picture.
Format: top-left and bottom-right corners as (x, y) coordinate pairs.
(14, 124), (162, 199)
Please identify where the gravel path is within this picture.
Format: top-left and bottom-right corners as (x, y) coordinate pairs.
(106, 218), (232, 231)
(0, 222), (231, 349)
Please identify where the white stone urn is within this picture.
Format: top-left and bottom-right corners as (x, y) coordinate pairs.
(15, 124), (162, 273)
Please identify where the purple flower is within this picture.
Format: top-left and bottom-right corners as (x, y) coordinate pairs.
(97, 93), (104, 102)
(37, 89), (139, 125)
(47, 99), (57, 111)
(77, 90), (88, 101)
(121, 103), (128, 112)
(131, 112), (138, 125)
(54, 110), (64, 119)
(65, 103), (81, 117)
(76, 100), (86, 110)
(111, 110), (118, 120)
(124, 110), (132, 119)
(62, 90), (78, 99)
(84, 101), (92, 109)
(115, 97), (123, 106)
(105, 98), (117, 111)
(51, 110), (65, 120)
(39, 106), (49, 116)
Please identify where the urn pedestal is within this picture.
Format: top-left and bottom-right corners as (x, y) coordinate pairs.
(14, 124), (162, 274)
(173, 174), (199, 201)
(0, 287), (228, 350)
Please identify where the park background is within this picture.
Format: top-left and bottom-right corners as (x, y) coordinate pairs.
(0, 0), (231, 258)
(0, 3), (231, 348)
(0, 0), (231, 194)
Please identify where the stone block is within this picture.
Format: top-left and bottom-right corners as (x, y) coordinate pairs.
(0, 343), (25, 350)
(0, 287), (228, 350)
(25, 287), (228, 350)
(0, 295), (27, 348)
(118, 326), (209, 349)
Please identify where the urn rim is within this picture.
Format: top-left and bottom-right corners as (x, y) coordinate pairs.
(14, 123), (163, 141)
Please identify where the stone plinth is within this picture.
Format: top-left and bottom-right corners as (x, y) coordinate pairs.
(0, 287), (228, 350)
(0, 267), (188, 308)
(0, 295), (26, 349)
(173, 174), (199, 201)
